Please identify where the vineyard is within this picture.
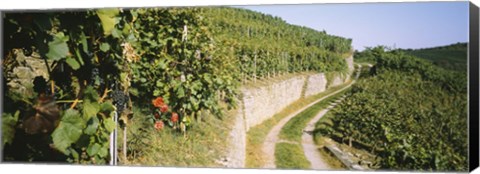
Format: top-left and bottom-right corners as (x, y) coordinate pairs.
(2, 6), (467, 171)
(1, 7), (352, 165)
(315, 47), (468, 171)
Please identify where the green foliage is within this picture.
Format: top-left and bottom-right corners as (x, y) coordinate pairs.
(96, 9), (120, 35)
(129, 8), (237, 119)
(2, 111), (20, 146)
(3, 7), (354, 164)
(201, 7), (352, 79)
(46, 32), (70, 61)
(51, 87), (117, 164)
(3, 9), (133, 163)
(402, 42), (467, 71)
(320, 49), (468, 171)
(52, 109), (84, 153)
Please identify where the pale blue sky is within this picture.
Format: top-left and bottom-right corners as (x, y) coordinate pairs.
(235, 2), (469, 51)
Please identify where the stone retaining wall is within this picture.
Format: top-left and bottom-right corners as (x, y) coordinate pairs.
(225, 55), (354, 168)
(304, 73), (327, 97)
(242, 76), (305, 131)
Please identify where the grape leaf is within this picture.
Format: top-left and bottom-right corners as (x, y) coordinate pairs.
(87, 143), (101, 156)
(83, 86), (100, 101)
(83, 100), (100, 120)
(103, 117), (116, 133)
(97, 144), (109, 158)
(83, 86), (100, 119)
(176, 86), (185, 98)
(46, 32), (69, 60)
(84, 116), (99, 135)
(51, 109), (84, 154)
(111, 28), (122, 38)
(65, 57), (81, 70)
(96, 9), (120, 36)
(100, 43), (110, 52)
(100, 102), (115, 113)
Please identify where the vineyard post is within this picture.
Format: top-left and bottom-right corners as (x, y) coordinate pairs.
(110, 111), (118, 165)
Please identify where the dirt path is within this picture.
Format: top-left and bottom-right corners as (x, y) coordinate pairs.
(301, 64), (364, 169)
(261, 65), (363, 169)
(301, 97), (345, 170)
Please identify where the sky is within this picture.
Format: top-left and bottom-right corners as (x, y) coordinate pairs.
(235, 2), (469, 51)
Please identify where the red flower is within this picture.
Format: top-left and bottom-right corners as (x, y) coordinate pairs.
(154, 112), (160, 119)
(154, 121), (164, 130)
(152, 97), (164, 108)
(171, 112), (179, 123)
(160, 104), (168, 113)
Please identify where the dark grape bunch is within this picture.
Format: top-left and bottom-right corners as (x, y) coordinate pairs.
(110, 90), (129, 114)
(90, 68), (105, 87)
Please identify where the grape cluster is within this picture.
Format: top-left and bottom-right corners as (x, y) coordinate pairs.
(90, 68), (104, 86)
(111, 90), (129, 114)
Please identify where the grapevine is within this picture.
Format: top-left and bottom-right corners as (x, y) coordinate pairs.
(2, 7), (356, 164)
(318, 47), (468, 171)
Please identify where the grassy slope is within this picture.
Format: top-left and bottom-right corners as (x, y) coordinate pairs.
(120, 104), (236, 167)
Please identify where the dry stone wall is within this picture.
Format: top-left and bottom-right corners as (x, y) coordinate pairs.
(329, 75), (345, 88)
(344, 54), (355, 81)
(304, 73), (327, 97)
(242, 76), (305, 131)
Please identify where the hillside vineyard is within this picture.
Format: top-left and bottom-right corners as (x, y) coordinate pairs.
(2, 7), (352, 164)
(1, 7), (468, 172)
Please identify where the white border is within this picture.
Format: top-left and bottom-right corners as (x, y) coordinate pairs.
(0, 0), (478, 174)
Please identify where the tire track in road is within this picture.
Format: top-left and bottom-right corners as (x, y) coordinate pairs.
(301, 64), (365, 169)
(301, 96), (345, 170)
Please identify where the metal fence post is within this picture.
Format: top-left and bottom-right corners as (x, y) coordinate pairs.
(110, 111), (118, 165)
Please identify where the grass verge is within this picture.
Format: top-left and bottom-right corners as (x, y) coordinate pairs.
(278, 90), (348, 142)
(245, 82), (352, 168)
(275, 143), (310, 169)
